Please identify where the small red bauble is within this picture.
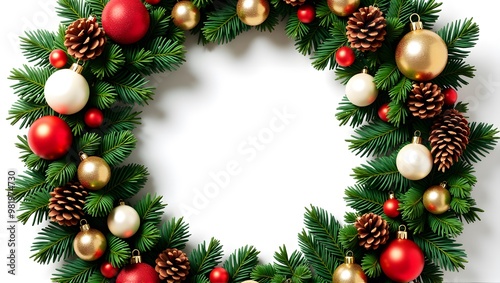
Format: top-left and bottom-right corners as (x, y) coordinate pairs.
(116, 262), (160, 283)
(28, 116), (73, 160)
(209, 267), (230, 283)
(383, 193), (400, 218)
(101, 0), (151, 45)
(380, 229), (425, 282)
(84, 108), (104, 128)
(297, 4), (315, 24)
(49, 49), (68, 68)
(442, 88), (458, 105)
(100, 261), (120, 278)
(335, 46), (356, 67)
(378, 103), (390, 122)
(145, 0), (161, 4)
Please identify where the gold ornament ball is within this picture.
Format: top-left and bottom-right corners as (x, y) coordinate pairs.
(171, 1), (200, 31)
(395, 14), (448, 81)
(327, 0), (360, 17)
(73, 220), (107, 261)
(423, 183), (451, 214)
(332, 254), (367, 283)
(236, 0), (270, 26)
(78, 152), (111, 190)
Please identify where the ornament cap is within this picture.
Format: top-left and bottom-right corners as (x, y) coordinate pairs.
(130, 249), (142, 264)
(79, 151), (88, 161)
(411, 131), (423, 144)
(344, 250), (355, 264)
(389, 191), (395, 199)
(397, 225), (408, 240)
(409, 13), (423, 31)
(440, 181), (447, 188)
(361, 67), (369, 74)
(79, 219), (90, 232)
(70, 63), (84, 74)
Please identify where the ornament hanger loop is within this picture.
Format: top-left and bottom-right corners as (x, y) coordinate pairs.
(414, 130), (421, 137)
(346, 250), (354, 257)
(410, 13), (420, 23)
(80, 219), (88, 226)
(132, 249), (141, 256)
(398, 225), (407, 232)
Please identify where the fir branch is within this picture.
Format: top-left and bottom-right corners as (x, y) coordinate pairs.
(88, 0), (109, 19)
(189, 238), (224, 276)
(447, 176), (472, 199)
(146, 37), (186, 74)
(459, 205), (483, 224)
(388, 76), (412, 103)
(285, 14), (311, 39)
(9, 65), (54, 104)
(147, 7), (171, 39)
(334, 60), (366, 85)
(386, 0), (413, 26)
(12, 170), (51, 202)
(351, 153), (410, 192)
(297, 230), (336, 282)
(202, 2), (251, 44)
(123, 47), (154, 74)
(387, 99), (409, 127)
(336, 96), (378, 127)
(90, 44), (126, 79)
(400, 186), (426, 221)
(273, 245), (307, 278)
(437, 18), (479, 61)
(461, 122), (499, 164)
(74, 132), (102, 156)
(294, 25), (330, 57)
(105, 234), (131, 268)
(361, 253), (382, 278)
(384, 16), (405, 43)
(90, 81), (118, 110)
(100, 130), (137, 167)
(30, 222), (76, 264)
(435, 161), (477, 188)
(55, 0), (92, 25)
(45, 160), (78, 187)
(133, 193), (167, 224)
(20, 29), (57, 68)
(8, 99), (54, 129)
(51, 258), (98, 283)
(107, 71), (154, 105)
(15, 135), (50, 171)
(347, 119), (410, 157)
(255, 6), (280, 33)
(303, 206), (345, 260)
(102, 106), (142, 133)
(427, 212), (464, 238)
(315, 1), (338, 28)
(418, 258), (444, 283)
(84, 189), (115, 217)
(338, 225), (359, 251)
(343, 185), (386, 215)
(223, 245), (260, 283)
(291, 265), (313, 283)
(432, 59), (475, 89)
(155, 217), (191, 251)
(414, 0), (442, 28)
(413, 232), (467, 271)
(17, 190), (50, 225)
(449, 197), (471, 215)
(374, 62), (400, 91)
(134, 222), (161, 252)
(64, 114), (86, 136)
(310, 26), (348, 70)
(251, 264), (276, 283)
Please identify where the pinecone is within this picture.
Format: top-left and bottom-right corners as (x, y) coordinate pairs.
(155, 248), (191, 283)
(408, 82), (444, 119)
(429, 109), (470, 172)
(48, 182), (88, 226)
(64, 16), (106, 61)
(283, 0), (306, 6)
(354, 212), (390, 250)
(346, 6), (387, 52)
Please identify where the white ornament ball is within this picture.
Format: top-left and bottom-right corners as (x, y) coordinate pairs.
(396, 142), (433, 181)
(107, 203), (140, 238)
(44, 64), (89, 115)
(345, 71), (378, 107)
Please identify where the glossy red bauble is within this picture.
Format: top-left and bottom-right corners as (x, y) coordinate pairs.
(49, 49), (68, 68)
(116, 262), (160, 283)
(101, 0), (150, 45)
(209, 267), (230, 283)
(297, 4), (315, 24)
(383, 197), (400, 218)
(28, 116), (73, 160)
(378, 103), (390, 122)
(100, 261), (120, 278)
(84, 108), (104, 128)
(145, 0), (161, 4)
(380, 238), (425, 282)
(442, 88), (458, 105)
(335, 46), (356, 67)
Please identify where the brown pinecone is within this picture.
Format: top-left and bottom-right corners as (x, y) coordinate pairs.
(64, 16), (106, 61)
(408, 82), (444, 119)
(354, 212), (390, 250)
(155, 248), (191, 283)
(429, 109), (470, 172)
(48, 182), (88, 226)
(346, 6), (387, 52)
(283, 0), (306, 6)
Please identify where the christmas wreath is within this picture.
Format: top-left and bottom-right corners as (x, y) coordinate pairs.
(7, 0), (499, 282)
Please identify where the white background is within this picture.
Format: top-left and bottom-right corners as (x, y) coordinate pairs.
(1, 0), (499, 282)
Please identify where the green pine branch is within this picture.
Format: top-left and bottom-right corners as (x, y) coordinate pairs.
(189, 237), (224, 276)
(273, 245), (310, 281)
(90, 43), (126, 79)
(74, 132), (102, 157)
(419, 258), (444, 283)
(90, 81), (118, 109)
(105, 234), (131, 268)
(336, 96), (379, 127)
(250, 263), (276, 283)
(303, 206), (345, 260)
(360, 253), (382, 278)
(30, 222), (76, 264)
(374, 62), (400, 91)
(8, 64), (54, 108)
(146, 37), (186, 74)
(134, 222), (161, 251)
(56, 0), (92, 25)
(156, 217), (191, 251)
(223, 245), (260, 283)
(17, 190), (50, 225)
(51, 258), (97, 283)
(100, 130), (137, 167)
(461, 122), (499, 164)
(413, 231), (467, 271)
(297, 230), (336, 283)
(427, 212), (464, 237)
(343, 185), (386, 215)
(202, 1), (251, 44)
(15, 136), (50, 171)
(101, 106), (141, 133)
(437, 18), (479, 61)
(12, 170), (50, 202)
(134, 193), (167, 224)
(45, 160), (77, 187)
(19, 29), (57, 68)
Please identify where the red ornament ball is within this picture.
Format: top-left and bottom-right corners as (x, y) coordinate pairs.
(100, 261), (119, 279)
(378, 103), (390, 122)
(49, 49), (68, 68)
(383, 196), (400, 218)
(297, 4), (315, 24)
(442, 88), (458, 105)
(209, 267), (230, 283)
(84, 108), (104, 128)
(380, 238), (425, 282)
(102, 0), (151, 45)
(335, 46), (356, 67)
(145, 0), (161, 4)
(28, 116), (73, 160)
(116, 262), (160, 283)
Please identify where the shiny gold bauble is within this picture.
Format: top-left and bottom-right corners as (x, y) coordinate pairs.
(332, 252), (367, 283)
(423, 182), (451, 214)
(395, 14), (448, 81)
(327, 0), (360, 17)
(236, 0), (270, 26)
(73, 220), (107, 261)
(78, 152), (111, 190)
(171, 1), (200, 31)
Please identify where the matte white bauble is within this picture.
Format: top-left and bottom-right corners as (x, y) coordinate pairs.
(396, 133), (433, 180)
(107, 201), (140, 238)
(44, 63), (89, 115)
(345, 68), (378, 107)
